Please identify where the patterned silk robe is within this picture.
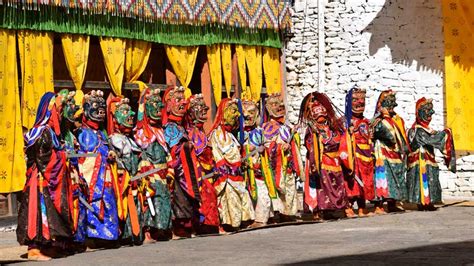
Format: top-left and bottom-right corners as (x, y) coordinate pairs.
(109, 133), (143, 243)
(209, 125), (255, 228)
(77, 128), (119, 240)
(187, 126), (220, 227)
(373, 115), (409, 201)
(18, 126), (73, 246)
(407, 125), (455, 205)
(64, 129), (88, 243)
(164, 120), (200, 226)
(135, 126), (172, 232)
(304, 127), (352, 211)
(262, 120), (302, 216)
(345, 117), (375, 201)
(242, 127), (275, 224)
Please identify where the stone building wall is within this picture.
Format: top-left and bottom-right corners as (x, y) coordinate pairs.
(284, 0), (474, 200)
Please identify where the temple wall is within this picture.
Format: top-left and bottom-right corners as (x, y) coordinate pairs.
(285, 0), (474, 200)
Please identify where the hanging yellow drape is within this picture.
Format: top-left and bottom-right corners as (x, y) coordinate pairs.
(442, 0), (474, 151)
(0, 29), (26, 193)
(236, 45), (249, 99)
(206, 44), (233, 105)
(100, 37), (126, 96)
(236, 45), (263, 101)
(263, 47), (282, 95)
(125, 40), (151, 93)
(246, 46), (263, 101)
(207, 45), (223, 105)
(18, 30), (55, 129)
(165, 45), (199, 98)
(125, 40), (151, 83)
(61, 34), (90, 103)
(221, 44), (232, 98)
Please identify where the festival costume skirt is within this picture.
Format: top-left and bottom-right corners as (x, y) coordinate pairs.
(17, 168), (73, 247)
(86, 185), (119, 240)
(254, 178), (273, 223)
(214, 177), (255, 228)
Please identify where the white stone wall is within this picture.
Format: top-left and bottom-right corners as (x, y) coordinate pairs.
(284, 0), (474, 200)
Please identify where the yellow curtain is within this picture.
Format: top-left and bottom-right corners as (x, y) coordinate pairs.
(236, 45), (263, 101)
(206, 45), (223, 105)
(236, 45), (250, 100)
(100, 37), (126, 96)
(442, 0), (474, 151)
(18, 30), (54, 129)
(61, 34), (90, 103)
(263, 47), (282, 95)
(221, 44), (232, 98)
(125, 39), (151, 83)
(0, 29), (26, 193)
(245, 46), (263, 101)
(165, 45), (199, 98)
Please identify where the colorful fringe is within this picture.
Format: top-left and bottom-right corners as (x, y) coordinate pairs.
(244, 144), (257, 201)
(261, 150), (277, 199)
(419, 149), (430, 205)
(0, 0), (291, 47)
(374, 140), (389, 198)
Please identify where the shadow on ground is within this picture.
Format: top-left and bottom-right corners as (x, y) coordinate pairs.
(285, 241), (474, 265)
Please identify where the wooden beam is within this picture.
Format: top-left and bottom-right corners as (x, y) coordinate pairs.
(19, 80), (262, 93)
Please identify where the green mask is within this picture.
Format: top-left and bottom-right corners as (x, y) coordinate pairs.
(145, 93), (164, 122)
(114, 101), (135, 129)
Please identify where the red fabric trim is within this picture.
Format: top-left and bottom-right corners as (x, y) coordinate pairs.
(27, 168), (38, 240)
(128, 190), (140, 237)
(106, 95), (123, 135)
(88, 154), (103, 202)
(215, 159), (241, 168)
(214, 174), (244, 187)
(382, 148), (402, 160)
(168, 114), (184, 123)
(275, 144), (283, 189)
(48, 105), (61, 136)
(180, 147), (196, 199)
(291, 140), (301, 177)
(303, 163), (318, 210)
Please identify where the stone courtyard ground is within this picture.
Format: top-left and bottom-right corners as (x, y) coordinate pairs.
(1, 202), (473, 265)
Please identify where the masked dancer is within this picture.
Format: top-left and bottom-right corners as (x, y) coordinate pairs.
(344, 88), (375, 217)
(18, 92), (73, 260)
(299, 92), (353, 220)
(209, 98), (255, 231)
(263, 93), (304, 221)
(107, 96), (143, 244)
(185, 94), (220, 233)
(407, 98), (456, 211)
(77, 90), (119, 244)
(163, 86), (199, 238)
(371, 90), (410, 213)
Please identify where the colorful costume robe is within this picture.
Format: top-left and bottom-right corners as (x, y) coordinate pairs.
(63, 128), (88, 243)
(304, 127), (352, 211)
(373, 115), (409, 201)
(135, 126), (172, 233)
(262, 120), (302, 216)
(164, 120), (200, 230)
(209, 125), (255, 228)
(109, 133), (143, 243)
(77, 127), (119, 240)
(17, 93), (73, 247)
(407, 125), (455, 205)
(345, 117), (375, 201)
(187, 125), (220, 227)
(242, 127), (276, 224)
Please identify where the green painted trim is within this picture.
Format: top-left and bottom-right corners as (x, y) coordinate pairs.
(0, 6), (283, 48)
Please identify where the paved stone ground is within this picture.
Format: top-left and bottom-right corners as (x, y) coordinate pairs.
(1, 205), (474, 265)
